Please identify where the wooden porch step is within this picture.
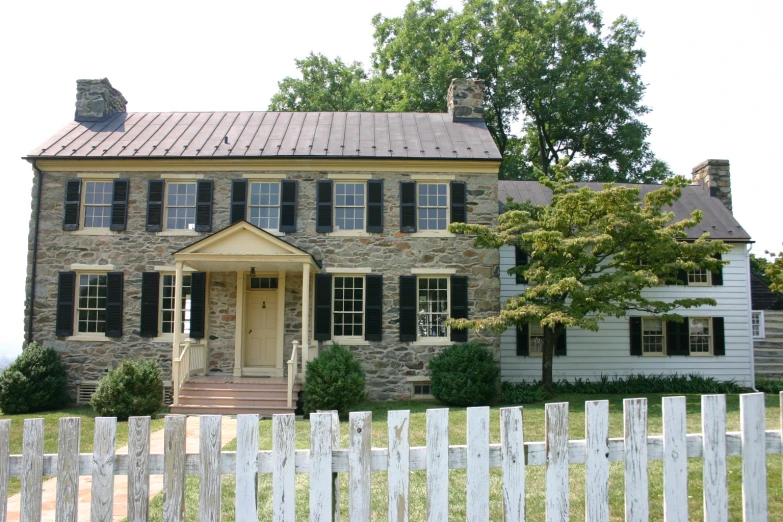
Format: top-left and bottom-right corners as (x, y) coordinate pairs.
(169, 404), (297, 416)
(173, 377), (302, 415)
(177, 395), (293, 407)
(179, 389), (293, 400)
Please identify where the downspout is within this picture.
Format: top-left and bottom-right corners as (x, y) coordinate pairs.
(27, 160), (44, 345)
(746, 243), (758, 391)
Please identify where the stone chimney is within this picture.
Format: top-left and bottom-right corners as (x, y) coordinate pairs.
(447, 78), (485, 122)
(75, 78), (127, 122)
(692, 159), (732, 213)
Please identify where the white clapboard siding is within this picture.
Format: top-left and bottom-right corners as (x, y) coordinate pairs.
(545, 403), (569, 522)
(273, 414), (296, 522)
(467, 407), (490, 522)
(235, 414), (259, 522)
(500, 407), (524, 522)
(741, 393), (768, 521)
(199, 415), (222, 522)
(624, 398), (649, 522)
(426, 408), (449, 522)
(499, 244), (754, 385)
(387, 410), (410, 522)
(310, 413), (333, 522)
(701, 394), (729, 522)
(127, 416), (150, 522)
(663, 397), (688, 522)
(585, 401), (609, 522)
(55, 417), (80, 522)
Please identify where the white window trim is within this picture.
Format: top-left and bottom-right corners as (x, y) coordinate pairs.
(414, 274), (451, 342)
(70, 264), (115, 271)
(155, 272), (194, 342)
(332, 273), (367, 345)
(410, 174), (455, 181)
(411, 231), (457, 238)
(333, 181), (368, 233)
(162, 180), (199, 232)
(687, 269), (712, 286)
(242, 173), (287, 180)
(160, 173), (204, 180)
(325, 267), (372, 274)
(77, 173), (120, 179)
(528, 322), (544, 357)
(416, 181), (452, 234)
(157, 229), (200, 237)
(408, 377), (434, 399)
(327, 173), (373, 180)
(246, 180), (284, 234)
(688, 317), (713, 356)
(71, 228), (117, 236)
(80, 179), (114, 231)
(68, 271), (110, 341)
(752, 311), (765, 339)
(411, 268), (457, 275)
(641, 317), (666, 357)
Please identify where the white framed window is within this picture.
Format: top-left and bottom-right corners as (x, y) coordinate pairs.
(333, 276), (364, 338)
(412, 382), (432, 396)
(687, 269), (711, 286)
(642, 318), (665, 355)
(76, 273), (107, 334)
(248, 182), (280, 230)
(334, 182), (365, 231)
(160, 274), (192, 335)
(82, 181), (113, 228)
(417, 183), (448, 231)
(529, 322), (544, 356)
(165, 182), (197, 230)
(689, 318), (712, 355)
(752, 311), (764, 338)
(250, 277), (279, 289)
(418, 277), (449, 338)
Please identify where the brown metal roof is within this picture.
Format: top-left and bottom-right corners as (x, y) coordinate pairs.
(498, 180), (752, 242)
(28, 112), (502, 160)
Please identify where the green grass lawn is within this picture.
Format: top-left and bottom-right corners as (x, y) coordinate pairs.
(0, 406), (165, 497)
(144, 393), (783, 522)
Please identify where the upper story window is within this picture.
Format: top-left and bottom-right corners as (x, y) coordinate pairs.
(400, 180), (466, 234)
(316, 179), (383, 234)
(752, 311), (764, 338)
(146, 179), (213, 234)
(166, 182), (197, 230)
(687, 268), (711, 286)
(62, 178), (129, 232)
(230, 179), (297, 233)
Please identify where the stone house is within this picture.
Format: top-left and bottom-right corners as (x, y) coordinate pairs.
(24, 78), (501, 413)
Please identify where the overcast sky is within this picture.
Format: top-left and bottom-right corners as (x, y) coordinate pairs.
(0, 0), (780, 357)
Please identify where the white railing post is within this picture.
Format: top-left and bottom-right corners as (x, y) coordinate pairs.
(287, 340), (299, 408)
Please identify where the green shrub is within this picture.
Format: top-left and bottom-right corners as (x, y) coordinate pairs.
(303, 344), (367, 419)
(756, 378), (783, 394)
(91, 359), (163, 420)
(501, 381), (552, 404)
(0, 343), (68, 414)
(429, 343), (499, 407)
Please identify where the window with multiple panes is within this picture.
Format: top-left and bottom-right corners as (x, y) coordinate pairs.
(417, 277), (449, 338)
(76, 273), (107, 334)
(687, 269), (711, 285)
(417, 183), (448, 231)
(529, 323), (545, 355)
(642, 318), (665, 355)
(333, 276), (364, 337)
(411, 382), (432, 396)
(250, 277), (279, 289)
(161, 275), (192, 335)
(334, 183), (365, 231)
(248, 182), (280, 230)
(689, 318), (712, 354)
(752, 311), (764, 338)
(166, 182), (197, 230)
(82, 181), (113, 228)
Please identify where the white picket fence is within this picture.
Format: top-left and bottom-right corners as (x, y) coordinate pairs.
(1, 392), (781, 521)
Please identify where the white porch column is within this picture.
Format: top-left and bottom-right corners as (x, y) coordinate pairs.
(301, 263), (311, 372)
(234, 271), (245, 377)
(172, 260), (184, 359)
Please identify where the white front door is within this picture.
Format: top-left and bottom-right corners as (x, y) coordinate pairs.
(244, 290), (278, 367)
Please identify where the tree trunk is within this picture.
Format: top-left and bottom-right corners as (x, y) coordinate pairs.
(541, 326), (562, 392)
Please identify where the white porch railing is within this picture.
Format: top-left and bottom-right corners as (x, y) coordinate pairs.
(172, 340), (207, 406)
(287, 340), (301, 408)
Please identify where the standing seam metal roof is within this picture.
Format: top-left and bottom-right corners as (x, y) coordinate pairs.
(28, 112), (502, 160)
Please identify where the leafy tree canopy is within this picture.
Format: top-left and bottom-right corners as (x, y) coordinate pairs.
(269, 0), (671, 182)
(449, 166), (728, 389)
(764, 251), (783, 293)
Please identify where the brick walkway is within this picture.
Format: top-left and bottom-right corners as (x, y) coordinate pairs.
(5, 415), (238, 522)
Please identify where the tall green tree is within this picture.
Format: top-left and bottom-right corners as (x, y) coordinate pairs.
(269, 0), (670, 182)
(449, 169), (728, 390)
(764, 251), (783, 293)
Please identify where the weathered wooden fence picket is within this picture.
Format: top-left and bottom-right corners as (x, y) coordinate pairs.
(1, 392), (782, 521)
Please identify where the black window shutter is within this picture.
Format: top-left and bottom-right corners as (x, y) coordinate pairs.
(450, 275), (468, 343)
(400, 182), (417, 233)
(399, 275), (418, 341)
(316, 180), (333, 232)
(676, 270), (689, 286)
(110, 179), (130, 231)
(230, 179), (248, 224)
(555, 328), (567, 356)
(629, 317), (643, 356)
(146, 180), (165, 232)
(364, 274), (383, 341)
(63, 179), (81, 231)
(450, 181), (467, 225)
(516, 324), (529, 356)
(366, 180), (384, 233)
(314, 273), (332, 340)
(140, 272), (160, 338)
(515, 247), (528, 284)
(280, 180), (298, 232)
(189, 272), (207, 339)
(56, 271), (76, 337)
(105, 272), (124, 338)
(712, 254), (723, 286)
(713, 317), (725, 356)
(666, 320), (690, 356)
(195, 180), (213, 232)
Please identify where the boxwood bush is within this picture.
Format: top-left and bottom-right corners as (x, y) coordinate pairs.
(0, 343), (68, 414)
(302, 343), (367, 419)
(91, 359), (163, 420)
(429, 342), (499, 406)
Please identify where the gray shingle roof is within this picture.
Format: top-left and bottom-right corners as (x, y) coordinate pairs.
(28, 112), (502, 160)
(498, 180), (751, 242)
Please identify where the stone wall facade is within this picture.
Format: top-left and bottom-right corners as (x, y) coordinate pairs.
(25, 165), (500, 400)
(692, 159), (732, 213)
